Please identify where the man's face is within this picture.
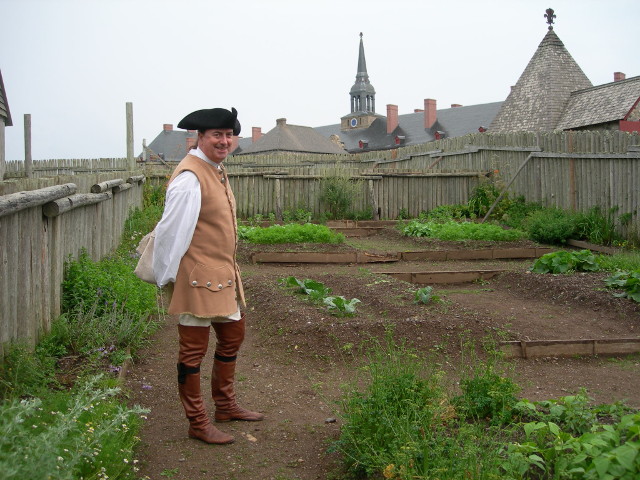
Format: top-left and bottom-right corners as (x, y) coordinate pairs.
(198, 129), (234, 162)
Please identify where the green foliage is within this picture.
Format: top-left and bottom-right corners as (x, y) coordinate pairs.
(0, 375), (147, 480)
(331, 332), (510, 479)
(323, 296), (361, 316)
(401, 219), (526, 241)
(604, 270), (640, 302)
(501, 196), (544, 230)
(575, 205), (631, 246)
(280, 276), (359, 316)
(0, 343), (58, 399)
(62, 250), (158, 318)
(142, 181), (167, 210)
(414, 286), (441, 304)
(501, 413), (640, 479)
(238, 223), (344, 244)
(468, 182), (507, 218)
(525, 207), (579, 244)
(419, 204), (471, 222)
(531, 250), (601, 274)
(397, 208), (410, 220)
(319, 174), (363, 220)
(596, 251), (640, 272)
(453, 338), (520, 425)
(282, 206), (313, 223)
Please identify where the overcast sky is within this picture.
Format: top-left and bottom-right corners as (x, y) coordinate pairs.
(2, 0), (639, 161)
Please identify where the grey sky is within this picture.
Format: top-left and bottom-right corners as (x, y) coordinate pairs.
(1, 0), (638, 160)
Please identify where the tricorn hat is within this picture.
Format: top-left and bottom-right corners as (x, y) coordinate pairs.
(177, 107), (241, 136)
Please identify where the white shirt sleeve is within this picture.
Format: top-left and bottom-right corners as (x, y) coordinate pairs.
(152, 171), (201, 287)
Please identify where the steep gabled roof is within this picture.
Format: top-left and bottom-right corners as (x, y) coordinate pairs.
(490, 28), (592, 132)
(0, 70), (13, 127)
(556, 76), (640, 129)
(235, 119), (347, 155)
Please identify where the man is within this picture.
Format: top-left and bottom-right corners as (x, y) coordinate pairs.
(153, 107), (264, 445)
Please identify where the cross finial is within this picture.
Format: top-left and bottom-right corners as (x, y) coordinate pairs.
(544, 8), (556, 30)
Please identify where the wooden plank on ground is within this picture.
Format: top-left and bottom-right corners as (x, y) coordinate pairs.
(499, 338), (640, 358)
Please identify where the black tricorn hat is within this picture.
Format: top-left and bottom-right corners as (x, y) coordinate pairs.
(177, 107), (241, 136)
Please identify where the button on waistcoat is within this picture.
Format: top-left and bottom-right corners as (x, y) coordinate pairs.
(167, 155), (245, 318)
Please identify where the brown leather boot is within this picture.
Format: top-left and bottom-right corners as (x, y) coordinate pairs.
(211, 317), (265, 423)
(178, 325), (234, 444)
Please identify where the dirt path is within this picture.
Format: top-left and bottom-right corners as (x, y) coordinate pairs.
(126, 241), (640, 480)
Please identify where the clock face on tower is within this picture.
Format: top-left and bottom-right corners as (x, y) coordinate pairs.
(350, 118), (358, 128)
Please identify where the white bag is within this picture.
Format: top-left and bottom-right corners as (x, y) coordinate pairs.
(134, 230), (156, 284)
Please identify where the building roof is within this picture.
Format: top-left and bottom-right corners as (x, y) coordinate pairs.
(315, 102), (503, 152)
(490, 28), (592, 132)
(234, 118), (347, 155)
(0, 70), (13, 127)
(556, 75), (640, 129)
(145, 129), (196, 162)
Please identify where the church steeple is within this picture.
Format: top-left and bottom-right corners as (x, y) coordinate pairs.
(350, 32), (376, 114)
(341, 33), (381, 131)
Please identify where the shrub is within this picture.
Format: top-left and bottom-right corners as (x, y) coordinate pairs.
(319, 174), (363, 220)
(62, 250), (158, 319)
(524, 207), (579, 244)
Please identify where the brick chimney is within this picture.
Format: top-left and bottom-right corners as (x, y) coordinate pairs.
(424, 99), (437, 129)
(451, 104), (462, 108)
(163, 124), (173, 132)
(614, 72), (626, 82)
(185, 136), (197, 150)
(252, 127), (263, 143)
(386, 104), (398, 134)
(230, 136), (240, 153)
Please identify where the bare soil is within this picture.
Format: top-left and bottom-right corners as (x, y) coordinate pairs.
(125, 228), (640, 480)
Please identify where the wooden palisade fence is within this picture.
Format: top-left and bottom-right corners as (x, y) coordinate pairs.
(1, 130), (639, 352)
(0, 171), (144, 357)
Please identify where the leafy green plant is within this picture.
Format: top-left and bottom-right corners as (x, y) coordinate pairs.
(501, 413), (640, 479)
(501, 195), (543, 230)
(604, 270), (640, 302)
(596, 251), (640, 272)
(282, 276), (332, 301)
(414, 286), (441, 304)
(401, 220), (526, 241)
(524, 207), (579, 244)
(531, 250), (601, 274)
(280, 276), (359, 316)
(323, 296), (360, 316)
(238, 223), (344, 244)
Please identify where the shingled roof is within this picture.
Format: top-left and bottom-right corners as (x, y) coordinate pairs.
(490, 28), (592, 132)
(0, 70), (13, 127)
(234, 118), (347, 155)
(316, 102), (502, 152)
(556, 75), (640, 130)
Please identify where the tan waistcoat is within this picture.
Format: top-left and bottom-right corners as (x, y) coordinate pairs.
(167, 155), (245, 317)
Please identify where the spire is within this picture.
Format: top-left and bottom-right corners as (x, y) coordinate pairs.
(349, 33), (376, 114)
